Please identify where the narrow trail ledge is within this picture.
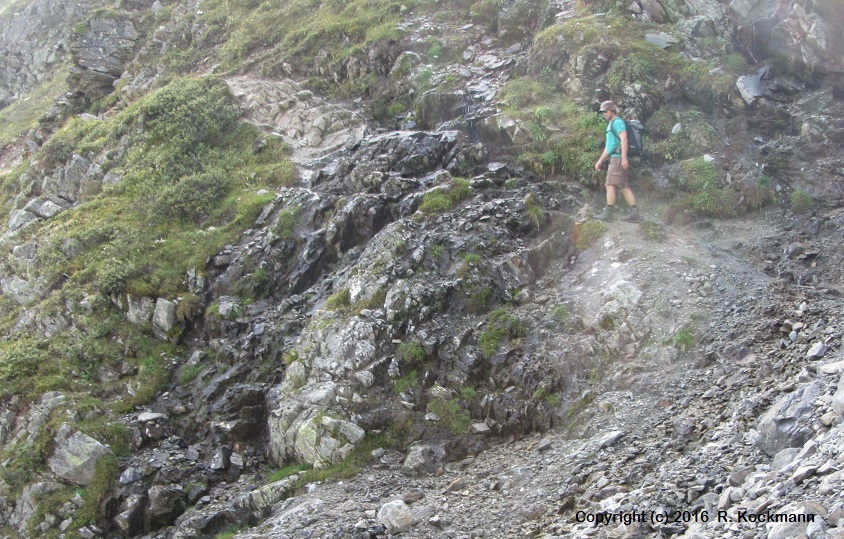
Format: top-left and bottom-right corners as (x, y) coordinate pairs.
(209, 212), (843, 539)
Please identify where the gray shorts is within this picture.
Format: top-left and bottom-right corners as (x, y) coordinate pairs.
(606, 157), (629, 188)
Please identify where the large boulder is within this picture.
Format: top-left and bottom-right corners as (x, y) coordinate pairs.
(754, 381), (822, 456)
(147, 485), (186, 529)
(292, 414), (365, 469)
(377, 500), (418, 534)
(67, 17), (139, 102)
(47, 424), (113, 485)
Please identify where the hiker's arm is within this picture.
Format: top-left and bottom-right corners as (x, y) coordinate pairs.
(619, 130), (630, 170)
(594, 149), (610, 171)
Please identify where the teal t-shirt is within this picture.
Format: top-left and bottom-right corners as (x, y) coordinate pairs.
(605, 117), (627, 157)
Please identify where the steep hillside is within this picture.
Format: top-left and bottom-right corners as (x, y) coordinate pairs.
(0, 0), (842, 538)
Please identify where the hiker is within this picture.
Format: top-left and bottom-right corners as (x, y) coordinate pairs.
(593, 100), (641, 222)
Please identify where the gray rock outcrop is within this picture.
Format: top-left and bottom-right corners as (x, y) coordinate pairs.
(67, 17), (139, 102)
(47, 424), (112, 485)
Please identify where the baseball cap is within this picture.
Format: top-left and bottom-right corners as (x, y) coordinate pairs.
(599, 100), (617, 112)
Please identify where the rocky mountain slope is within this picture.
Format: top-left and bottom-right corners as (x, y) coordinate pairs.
(0, 0), (843, 538)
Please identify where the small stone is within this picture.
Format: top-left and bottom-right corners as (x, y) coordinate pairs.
(137, 412), (168, 423)
(791, 465), (818, 484)
(806, 342), (828, 360)
(820, 361), (844, 375)
(444, 477), (467, 492)
(598, 430), (625, 448)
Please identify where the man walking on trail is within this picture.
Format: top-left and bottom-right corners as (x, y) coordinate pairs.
(594, 100), (641, 222)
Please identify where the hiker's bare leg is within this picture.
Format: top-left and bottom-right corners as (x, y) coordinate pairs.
(620, 187), (636, 206)
(606, 185), (617, 206)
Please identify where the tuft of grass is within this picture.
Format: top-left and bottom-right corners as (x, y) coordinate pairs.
(640, 220), (666, 241)
(427, 397), (472, 435)
(325, 288), (352, 311)
(393, 369), (419, 394)
(268, 463), (310, 483)
(572, 221), (608, 249)
(673, 327), (695, 351)
(275, 204), (301, 240)
(479, 309), (527, 359)
(746, 176), (776, 211)
(429, 243), (445, 260)
(418, 178), (472, 215)
(790, 190), (813, 213)
(178, 363), (204, 385)
(678, 158), (740, 218)
(77, 454), (119, 526)
(396, 342), (426, 364)
(552, 305), (570, 326)
(525, 193), (547, 229)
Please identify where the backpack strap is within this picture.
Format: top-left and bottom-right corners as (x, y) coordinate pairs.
(608, 118), (625, 155)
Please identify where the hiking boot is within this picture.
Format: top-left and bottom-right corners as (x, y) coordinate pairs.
(621, 207), (641, 223)
(594, 205), (614, 221)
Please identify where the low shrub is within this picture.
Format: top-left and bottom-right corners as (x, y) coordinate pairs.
(678, 158), (740, 218)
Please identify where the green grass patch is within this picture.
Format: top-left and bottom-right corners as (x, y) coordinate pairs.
(27, 76), (291, 300)
(790, 189), (813, 213)
(0, 68), (68, 143)
(76, 454), (119, 526)
(194, 0), (416, 71)
(572, 220), (607, 249)
(275, 204), (302, 240)
(325, 288), (352, 311)
(393, 369), (419, 394)
(678, 158), (740, 218)
(552, 305), (570, 326)
(396, 341), (426, 364)
(673, 327), (695, 351)
(268, 463), (310, 483)
(427, 396), (472, 435)
(178, 363), (205, 385)
(418, 178), (472, 215)
(479, 309), (527, 359)
(76, 417), (133, 457)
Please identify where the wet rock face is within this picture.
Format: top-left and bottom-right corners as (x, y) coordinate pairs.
(732, 0), (844, 77)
